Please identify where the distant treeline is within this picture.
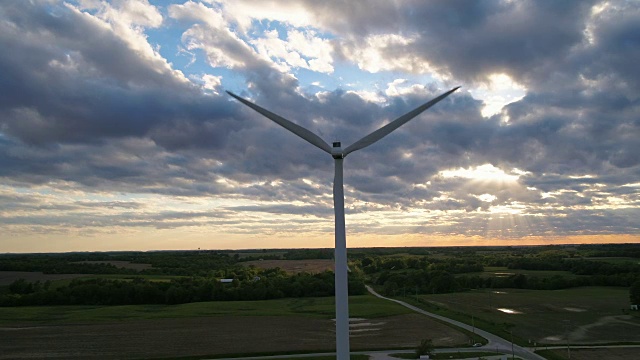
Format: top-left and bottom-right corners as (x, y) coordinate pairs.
(0, 251), (238, 276)
(378, 269), (639, 296)
(360, 250), (640, 295)
(1, 269), (366, 306)
(2, 244), (640, 306)
(358, 256), (483, 275)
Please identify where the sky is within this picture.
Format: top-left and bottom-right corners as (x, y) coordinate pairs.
(1, 0), (639, 253)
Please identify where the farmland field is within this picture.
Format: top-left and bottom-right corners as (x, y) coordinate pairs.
(417, 287), (640, 345)
(74, 260), (153, 271)
(477, 266), (582, 279)
(0, 295), (414, 323)
(243, 259), (334, 274)
(540, 347), (640, 359)
(0, 295), (468, 359)
(579, 257), (640, 264)
(0, 271), (182, 287)
(0, 271), (88, 286)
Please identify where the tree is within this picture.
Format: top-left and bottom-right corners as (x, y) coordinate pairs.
(415, 339), (434, 358)
(631, 280), (640, 305)
(9, 279), (34, 294)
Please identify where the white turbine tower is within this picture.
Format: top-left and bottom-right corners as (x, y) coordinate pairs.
(227, 86), (459, 360)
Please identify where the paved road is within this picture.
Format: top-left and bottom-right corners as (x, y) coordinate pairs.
(366, 286), (546, 360)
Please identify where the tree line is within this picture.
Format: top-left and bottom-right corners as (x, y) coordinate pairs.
(363, 252), (640, 296)
(2, 245), (639, 306)
(1, 270), (366, 306)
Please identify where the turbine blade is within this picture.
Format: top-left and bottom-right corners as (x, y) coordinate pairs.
(343, 86), (460, 156)
(227, 91), (332, 154)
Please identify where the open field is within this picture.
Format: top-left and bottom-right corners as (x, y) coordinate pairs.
(0, 271), (181, 287)
(229, 251), (288, 259)
(417, 287), (640, 345)
(74, 260), (153, 271)
(0, 295), (468, 359)
(473, 266), (582, 279)
(0, 295), (414, 324)
(390, 352), (500, 359)
(0, 271), (88, 286)
(243, 259), (334, 274)
(259, 356), (369, 360)
(539, 347), (640, 359)
(579, 257), (640, 264)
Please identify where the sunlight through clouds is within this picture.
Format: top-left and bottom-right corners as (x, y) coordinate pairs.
(439, 164), (525, 183)
(469, 74), (526, 118)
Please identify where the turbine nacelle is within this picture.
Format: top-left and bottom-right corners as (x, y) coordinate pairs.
(332, 141), (344, 159)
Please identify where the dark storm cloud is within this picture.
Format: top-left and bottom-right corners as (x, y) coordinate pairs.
(321, 1), (598, 83)
(0, 1), (238, 147)
(407, 1), (598, 84)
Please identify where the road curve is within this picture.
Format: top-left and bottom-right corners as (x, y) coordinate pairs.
(366, 286), (546, 360)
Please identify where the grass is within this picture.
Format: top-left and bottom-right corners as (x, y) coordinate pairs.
(568, 256), (640, 264)
(152, 354), (370, 360)
(0, 294), (412, 325)
(88, 274), (185, 282)
(432, 352), (516, 359)
(534, 350), (567, 360)
(230, 251), (288, 259)
(472, 266), (582, 279)
(398, 296), (511, 345)
(389, 353), (416, 359)
(409, 287), (636, 346)
(43, 274), (185, 288)
(390, 352), (520, 360)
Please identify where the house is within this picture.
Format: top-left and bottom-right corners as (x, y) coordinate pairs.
(631, 304), (638, 311)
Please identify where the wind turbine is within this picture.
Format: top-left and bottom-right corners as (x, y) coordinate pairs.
(227, 86), (459, 360)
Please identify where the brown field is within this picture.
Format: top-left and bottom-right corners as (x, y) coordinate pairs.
(544, 347), (640, 359)
(0, 313), (466, 359)
(243, 259), (334, 274)
(0, 271), (88, 286)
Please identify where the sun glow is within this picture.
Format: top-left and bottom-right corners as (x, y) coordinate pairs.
(468, 73), (527, 118)
(436, 164), (541, 238)
(439, 164), (526, 183)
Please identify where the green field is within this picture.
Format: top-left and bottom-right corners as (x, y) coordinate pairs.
(229, 251), (288, 259)
(475, 266), (582, 279)
(89, 274), (185, 282)
(580, 257), (640, 264)
(0, 294), (412, 325)
(162, 354), (371, 360)
(412, 287), (640, 346)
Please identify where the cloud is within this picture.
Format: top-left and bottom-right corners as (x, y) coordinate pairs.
(0, 1), (232, 147)
(0, 1), (638, 250)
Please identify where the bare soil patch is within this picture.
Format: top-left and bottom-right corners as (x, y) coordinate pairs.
(0, 271), (88, 286)
(243, 259), (334, 274)
(0, 313), (466, 359)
